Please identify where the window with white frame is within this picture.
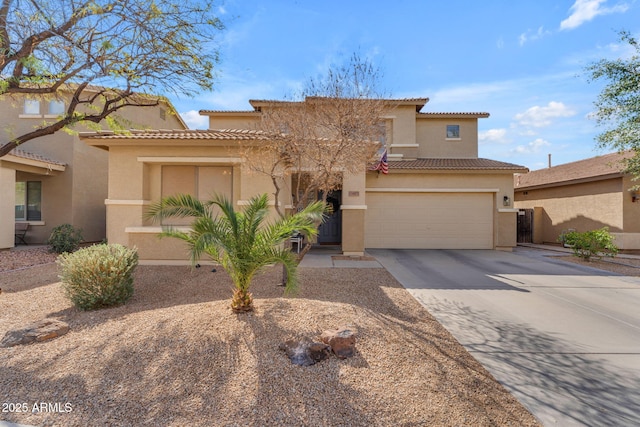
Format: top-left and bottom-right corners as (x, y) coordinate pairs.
(48, 100), (65, 115)
(24, 99), (40, 115)
(15, 181), (42, 221)
(446, 124), (460, 139)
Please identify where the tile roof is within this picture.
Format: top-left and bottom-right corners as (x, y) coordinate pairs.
(79, 129), (270, 140)
(417, 112), (490, 118)
(9, 149), (66, 166)
(388, 158), (528, 171)
(246, 97), (431, 112)
(514, 151), (631, 190)
(199, 110), (257, 114)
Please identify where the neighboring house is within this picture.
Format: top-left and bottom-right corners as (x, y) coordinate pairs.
(0, 90), (186, 249)
(514, 151), (640, 249)
(81, 97), (527, 263)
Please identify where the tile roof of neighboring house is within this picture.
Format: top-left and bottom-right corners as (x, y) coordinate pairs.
(388, 158), (528, 171)
(9, 149), (66, 166)
(78, 129), (270, 140)
(514, 151), (631, 190)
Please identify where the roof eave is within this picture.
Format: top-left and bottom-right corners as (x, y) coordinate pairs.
(515, 172), (624, 191)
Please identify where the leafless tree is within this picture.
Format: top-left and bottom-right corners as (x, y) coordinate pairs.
(243, 54), (390, 217)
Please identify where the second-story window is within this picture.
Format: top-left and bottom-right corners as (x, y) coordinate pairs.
(446, 124), (460, 139)
(49, 100), (65, 115)
(24, 99), (40, 115)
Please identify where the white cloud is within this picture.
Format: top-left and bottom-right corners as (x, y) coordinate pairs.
(511, 138), (551, 154)
(479, 128), (509, 144)
(514, 101), (576, 128)
(180, 110), (209, 129)
(560, 0), (629, 31)
(519, 26), (552, 46)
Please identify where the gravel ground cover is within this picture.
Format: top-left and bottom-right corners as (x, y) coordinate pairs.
(0, 247), (541, 426)
(555, 253), (640, 276)
(0, 246), (57, 272)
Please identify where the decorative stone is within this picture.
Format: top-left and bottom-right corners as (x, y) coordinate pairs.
(1, 319), (69, 348)
(279, 337), (331, 366)
(320, 327), (357, 359)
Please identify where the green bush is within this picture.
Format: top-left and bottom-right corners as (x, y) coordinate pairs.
(560, 227), (619, 261)
(57, 244), (138, 310)
(48, 224), (83, 254)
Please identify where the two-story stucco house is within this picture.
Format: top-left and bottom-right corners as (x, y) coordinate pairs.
(80, 97), (527, 263)
(0, 90), (186, 249)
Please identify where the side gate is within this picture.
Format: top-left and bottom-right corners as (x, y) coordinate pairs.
(517, 209), (534, 243)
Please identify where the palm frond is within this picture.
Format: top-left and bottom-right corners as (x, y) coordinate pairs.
(145, 194), (208, 223)
(145, 192), (324, 311)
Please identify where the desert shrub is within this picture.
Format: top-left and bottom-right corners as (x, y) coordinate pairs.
(560, 227), (618, 261)
(48, 224), (83, 254)
(58, 244), (138, 310)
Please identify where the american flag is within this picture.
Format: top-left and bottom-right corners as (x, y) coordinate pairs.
(372, 149), (389, 174)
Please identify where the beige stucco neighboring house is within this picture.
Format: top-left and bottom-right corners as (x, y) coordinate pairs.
(0, 90), (186, 249)
(513, 151), (640, 249)
(81, 97), (527, 263)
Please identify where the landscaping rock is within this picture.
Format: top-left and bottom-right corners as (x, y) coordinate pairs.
(279, 337), (331, 366)
(1, 319), (69, 347)
(320, 327), (357, 359)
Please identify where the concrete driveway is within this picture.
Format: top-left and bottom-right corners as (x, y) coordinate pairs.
(369, 247), (640, 427)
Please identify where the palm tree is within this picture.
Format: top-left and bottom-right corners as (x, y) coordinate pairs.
(145, 193), (325, 312)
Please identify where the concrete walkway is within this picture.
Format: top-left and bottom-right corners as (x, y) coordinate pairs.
(299, 245), (383, 268)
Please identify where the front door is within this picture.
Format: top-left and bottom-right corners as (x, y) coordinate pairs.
(317, 190), (342, 244)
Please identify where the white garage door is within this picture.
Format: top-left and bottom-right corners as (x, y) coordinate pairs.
(365, 192), (494, 249)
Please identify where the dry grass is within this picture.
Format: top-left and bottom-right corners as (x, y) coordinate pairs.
(0, 249), (540, 426)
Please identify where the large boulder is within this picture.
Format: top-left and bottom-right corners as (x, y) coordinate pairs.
(1, 319), (69, 348)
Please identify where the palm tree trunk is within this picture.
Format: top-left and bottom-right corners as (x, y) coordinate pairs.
(231, 287), (253, 312)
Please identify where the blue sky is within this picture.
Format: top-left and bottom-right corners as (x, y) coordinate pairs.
(170, 0), (640, 171)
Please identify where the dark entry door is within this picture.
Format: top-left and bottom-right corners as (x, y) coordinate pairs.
(317, 190), (342, 244)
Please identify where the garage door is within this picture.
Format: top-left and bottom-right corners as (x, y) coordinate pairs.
(364, 192), (494, 249)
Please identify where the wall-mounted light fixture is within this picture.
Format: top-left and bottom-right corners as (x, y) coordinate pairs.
(632, 191), (638, 203)
(503, 195), (511, 206)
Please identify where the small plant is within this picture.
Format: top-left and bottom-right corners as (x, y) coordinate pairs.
(560, 227), (619, 261)
(48, 224), (83, 254)
(57, 244), (138, 310)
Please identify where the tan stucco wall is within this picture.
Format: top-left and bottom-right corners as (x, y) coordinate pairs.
(514, 178), (624, 245)
(496, 211), (517, 250)
(341, 208), (366, 254)
(416, 118), (478, 159)
(389, 106), (417, 147)
(207, 114), (260, 130)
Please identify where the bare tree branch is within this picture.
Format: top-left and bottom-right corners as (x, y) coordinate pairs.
(0, 0), (224, 157)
